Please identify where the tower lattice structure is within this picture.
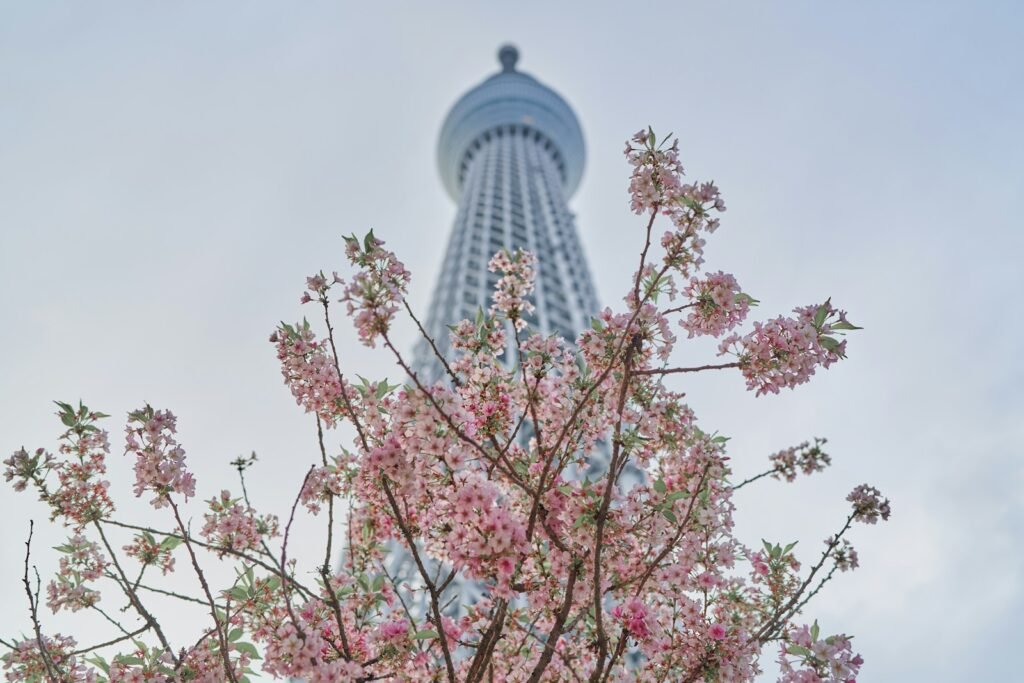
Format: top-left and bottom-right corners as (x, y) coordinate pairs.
(413, 45), (599, 380)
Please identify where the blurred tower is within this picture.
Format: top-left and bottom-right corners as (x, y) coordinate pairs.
(413, 45), (599, 380)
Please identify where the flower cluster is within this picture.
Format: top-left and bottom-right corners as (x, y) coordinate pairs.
(2, 447), (54, 493)
(46, 534), (108, 613)
(829, 538), (860, 572)
(271, 320), (345, 426)
(299, 270), (338, 305)
(124, 406), (195, 508)
(680, 271), (754, 338)
(611, 597), (652, 640)
(201, 490), (280, 554)
(105, 640), (253, 683)
(339, 231), (411, 347)
(626, 129), (726, 278)
(4, 403), (116, 528)
(626, 129), (725, 220)
(488, 248), (536, 331)
(778, 623), (864, 683)
(718, 301), (854, 396)
(299, 466), (344, 514)
(123, 531), (178, 574)
(50, 428), (116, 528)
(847, 484), (892, 524)
(1, 634), (94, 682)
(770, 438), (832, 482)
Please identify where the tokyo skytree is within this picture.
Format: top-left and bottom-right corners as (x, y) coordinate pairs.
(412, 45), (599, 380)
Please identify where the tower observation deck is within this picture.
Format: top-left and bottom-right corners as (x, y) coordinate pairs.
(413, 45), (599, 380)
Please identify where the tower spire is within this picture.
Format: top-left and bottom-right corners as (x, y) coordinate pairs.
(498, 44), (519, 72)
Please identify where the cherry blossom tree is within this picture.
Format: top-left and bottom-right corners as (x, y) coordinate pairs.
(2, 130), (888, 683)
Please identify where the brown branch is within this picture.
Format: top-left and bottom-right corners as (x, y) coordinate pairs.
(280, 466), (315, 642)
(69, 625), (149, 657)
(402, 298), (461, 387)
(98, 518), (315, 600)
(169, 498), (238, 683)
(633, 361), (741, 376)
(526, 561), (580, 682)
(731, 468), (776, 491)
(631, 208), (659, 308)
(92, 521), (178, 664)
(754, 514), (855, 642)
(546, 260), (672, 463)
(600, 465), (713, 678)
(381, 332), (532, 494)
(660, 302), (696, 316)
(630, 465), (713, 597)
(380, 477), (456, 682)
(465, 599), (508, 683)
(589, 335), (641, 682)
(313, 415), (353, 661)
(124, 578), (219, 608)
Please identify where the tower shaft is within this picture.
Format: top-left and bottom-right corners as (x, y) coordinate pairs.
(415, 124), (598, 380)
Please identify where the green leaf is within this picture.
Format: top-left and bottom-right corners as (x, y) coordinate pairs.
(666, 491), (690, 503)
(810, 621), (820, 641)
(787, 644), (812, 658)
(372, 575), (385, 592)
(412, 629), (439, 640)
(819, 336), (842, 352)
(363, 229), (376, 253)
(228, 628), (244, 642)
(85, 655), (110, 674)
(831, 320), (863, 331)
(233, 641), (261, 660)
(813, 305), (829, 328)
(160, 536), (183, 551)
(653, 479), (667, 494)
(661, 508), (678, 524)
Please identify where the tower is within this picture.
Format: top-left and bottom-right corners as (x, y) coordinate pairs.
(413, 45), (599, 380)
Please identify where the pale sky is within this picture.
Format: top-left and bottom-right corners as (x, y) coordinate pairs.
(1, 2), (1022, 681)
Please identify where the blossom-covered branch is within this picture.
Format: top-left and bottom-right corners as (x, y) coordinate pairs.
(2, 129), (888, 683)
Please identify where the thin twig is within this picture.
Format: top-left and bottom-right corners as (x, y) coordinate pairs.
(22, 521), (60, 681)
(69, 625), (149, 657)
(633, 361), (741, 376)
